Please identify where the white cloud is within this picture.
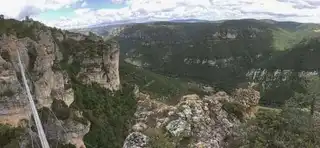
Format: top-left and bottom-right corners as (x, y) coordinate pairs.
(111, 0), (127, 4)
(81, 1), (88, 7)
(44, 0), (81, 9)
(0, 0), (81, 19)
(2, 0), (320, 29)
(74, 8), (91, 15)
(80, 0), (320, 28)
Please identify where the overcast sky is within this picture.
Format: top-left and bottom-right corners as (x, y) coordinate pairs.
(0, 0), (320, 29)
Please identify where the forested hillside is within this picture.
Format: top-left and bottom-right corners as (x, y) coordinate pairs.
(108, 19), (320, 107)
(113, 20), (320, 147)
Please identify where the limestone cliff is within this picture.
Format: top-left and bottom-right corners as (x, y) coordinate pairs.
(77, 39), (120, 91)
(0, 20), (121, 148)
(246, 68), (318, 89)
(123, 86), (260, 148)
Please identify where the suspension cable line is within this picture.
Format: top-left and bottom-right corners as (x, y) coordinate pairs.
(17, 49), (50, 148)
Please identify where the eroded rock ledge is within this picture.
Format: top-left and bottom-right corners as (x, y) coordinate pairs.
(123, 87), (260, 148)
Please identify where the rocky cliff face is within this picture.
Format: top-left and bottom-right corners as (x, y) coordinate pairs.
(0, 40), (30, 127)
(77, 39), (120, 91)
(0, 20), (121, 148)
(245, 68), (318, 92)
(123, 86), (260, 148)
(247, 69), (318, 83)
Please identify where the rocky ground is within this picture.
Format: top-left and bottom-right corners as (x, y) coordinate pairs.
(123, 86), (260, 148)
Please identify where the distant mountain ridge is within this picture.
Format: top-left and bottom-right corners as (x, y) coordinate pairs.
(71, 19), (320, 39)
(168, 18), (210, 22)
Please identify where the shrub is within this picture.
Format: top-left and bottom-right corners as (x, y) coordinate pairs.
(236, 107), (320, 148)
(0, 124), (24, 147)
(145, 128), (175, 148)
(70, 81), (137, 148)
(222, 102), (246, 120)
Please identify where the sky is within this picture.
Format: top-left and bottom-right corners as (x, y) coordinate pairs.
(0, 0), (320, 29)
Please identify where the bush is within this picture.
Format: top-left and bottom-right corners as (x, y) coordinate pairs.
(144, 128), (175, 148)
(222, 102), (246, 120)
(70, 81), (137, 148)
(0, 124), (24, 147)
(236, 107), (320, 148)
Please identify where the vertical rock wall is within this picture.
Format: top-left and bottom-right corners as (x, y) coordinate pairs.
(0, 25), (121, 147)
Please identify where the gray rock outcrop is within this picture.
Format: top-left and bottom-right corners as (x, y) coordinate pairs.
(124, 87), (260, 148)
(43, 110), (90, 148)
(0, 46), (31, 127)
(123, 132), (149, 148)
(77, 40), (121, 91)
(246, 68), (318, 90)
